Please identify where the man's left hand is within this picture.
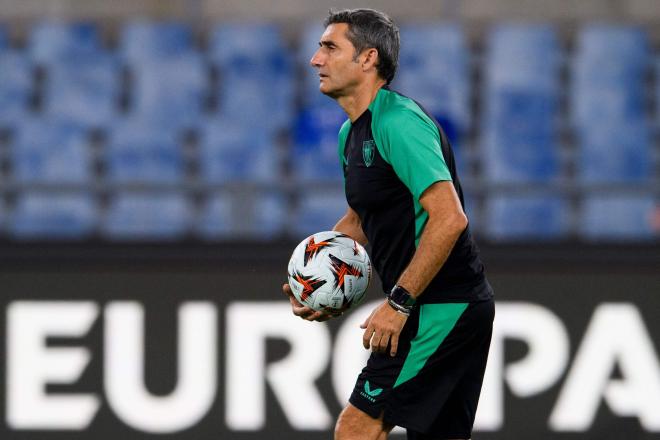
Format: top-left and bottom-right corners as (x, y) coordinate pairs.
(361, 300), (408, 357)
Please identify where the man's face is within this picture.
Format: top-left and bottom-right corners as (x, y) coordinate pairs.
(310, 23), (363, 98)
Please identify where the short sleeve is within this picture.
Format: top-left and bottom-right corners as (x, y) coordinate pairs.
(379, 109), (452, 201)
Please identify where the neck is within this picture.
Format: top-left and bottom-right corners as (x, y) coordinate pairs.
(337, 78), (387, 122)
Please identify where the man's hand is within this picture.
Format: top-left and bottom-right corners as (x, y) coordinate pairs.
(282, 283), (340, 322)
(361, 300), (408, 356)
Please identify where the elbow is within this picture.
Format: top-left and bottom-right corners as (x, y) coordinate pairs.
(439, 210), (468, 237)
(452, 210), (468, 235)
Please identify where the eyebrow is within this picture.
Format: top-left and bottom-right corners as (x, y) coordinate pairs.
(319, 39), (337, 48)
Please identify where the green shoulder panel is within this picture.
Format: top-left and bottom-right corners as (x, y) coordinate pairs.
(369, 88), (452, 202)
(337, 118), (352, 167)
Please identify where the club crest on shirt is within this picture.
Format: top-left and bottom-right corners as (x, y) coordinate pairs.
(362, 140), (375, 167)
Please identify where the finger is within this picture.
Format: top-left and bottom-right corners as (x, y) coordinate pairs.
(360, 310), (375, 329)
(376, 333), (390, 353)
(282, 283), (292, 297)
(304, 311), (324, 321)
(362, 326), (374, 349)
(390, 332), (399, 357)
(371, 331), (382, 353)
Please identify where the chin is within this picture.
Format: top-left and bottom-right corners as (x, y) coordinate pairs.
(319, 84), (341, 99)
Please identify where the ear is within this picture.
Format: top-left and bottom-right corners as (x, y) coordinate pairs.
(361, 48), (379, 72)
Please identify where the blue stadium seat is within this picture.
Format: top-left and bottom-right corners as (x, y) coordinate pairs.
(197, 190), (286, 239)
(0, 51), (33, 127)
(129, 54), (206, 129)
(293, 105), (346, 183)
(29, 21), (104, 63)
(576, 24), (648, 63)
(102, 191), (192, 240)
(580, 194), (657, 241)
(571, 25), (649, 128)
(480, 24), (561, 183)
(484, 194), (570, 240)
(8, 191), (97, 239)
(105, 123), (184, 184)
(292, 188), (346, 237)
(120, 20), (195, 61)
(488, 24), (560, 66)
(11, 118), (91, 184)
(43, 56), (119, 127)
(210, 23), (294, 133)
(197, 192), (232, 238)
(481, 130), (559, 183)
(577, 124), (651, 183)
(209, 23), (287, 72)
(197, 119), (278, 183)
(394, 23), (470, 134)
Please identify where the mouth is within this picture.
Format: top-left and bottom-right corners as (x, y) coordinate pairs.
(319, 74), (328, 80)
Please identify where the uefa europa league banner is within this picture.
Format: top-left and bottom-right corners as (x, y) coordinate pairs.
(0, 249), (659, 440)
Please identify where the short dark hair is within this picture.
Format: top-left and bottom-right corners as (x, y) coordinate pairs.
(324, 8), (400, 84)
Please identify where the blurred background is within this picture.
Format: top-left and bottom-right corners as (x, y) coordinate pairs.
(0, 1), (659, 439)
(0, 0), (658, 242)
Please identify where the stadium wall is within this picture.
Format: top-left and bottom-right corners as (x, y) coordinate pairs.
(1, 243), (658, 439)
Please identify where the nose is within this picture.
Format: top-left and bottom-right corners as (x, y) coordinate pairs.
(310, 48), (323, 68)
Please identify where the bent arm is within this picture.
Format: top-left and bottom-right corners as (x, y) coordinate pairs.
(396, 181), (467, 297)
(333, 206), (368, 246)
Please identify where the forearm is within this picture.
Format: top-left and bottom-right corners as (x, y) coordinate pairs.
(333, 212), (368, 246)
(396, 212), (467, 297)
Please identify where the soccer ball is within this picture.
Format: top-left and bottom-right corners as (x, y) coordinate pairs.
(287, 231), (372, 314)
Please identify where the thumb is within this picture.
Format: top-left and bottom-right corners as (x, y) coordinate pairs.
(360, 316), (370, 329)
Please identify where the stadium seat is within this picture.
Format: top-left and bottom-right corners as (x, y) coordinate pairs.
(571, 25), (649, 128)
(0, 51), (33, 127)
(120, 20), (195, 61)
(484, 193), (570, 240)
(210, 23), (294, 133)
(480, 24), (561, 183)
(208, 22), (287, 71)
(29, 21), (104, 64)
(197, 119), (278, 183)
(394, 23), (470, 134)
(292, 188), (346, 237)
(102, 191), (192, 240)
(8, 191), (97, 239)
(298, 23), (326, 104)
(292, 105), (346, 183)
(128, 53), (207, 129)
(197, 190), (287, 239)
(10, 118), (91, 184)
(105, 122), (184, 184)
(43, 56), (120, 127)
(580, 194), (657, 241)
(577, 123), (651, 183)
(480, 130), (559, 183)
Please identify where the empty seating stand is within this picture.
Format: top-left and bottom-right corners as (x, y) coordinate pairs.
(484, 193), (570, 240)
(0, 51), (33, 128)
(480, 24), (562, 183)
(10, 118), (92, 184)
(102, 191), (192, 240)
(395, 23), (471, 141)
(8, 191), (97, 239)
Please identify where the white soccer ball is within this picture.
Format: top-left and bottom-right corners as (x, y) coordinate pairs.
(287, 230), (372, 314)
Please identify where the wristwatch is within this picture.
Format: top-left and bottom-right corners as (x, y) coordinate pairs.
(387, 285), (416, 316)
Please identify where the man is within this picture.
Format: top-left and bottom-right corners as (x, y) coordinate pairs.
(283, 8), (494, 440)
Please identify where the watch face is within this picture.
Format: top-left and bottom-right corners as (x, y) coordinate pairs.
(391, 286), (415, 307)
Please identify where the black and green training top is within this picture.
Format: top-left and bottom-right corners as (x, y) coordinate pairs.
(338, 87), (492, 304)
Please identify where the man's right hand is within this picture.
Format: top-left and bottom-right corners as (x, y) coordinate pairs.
(282, 283), (336, 322)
